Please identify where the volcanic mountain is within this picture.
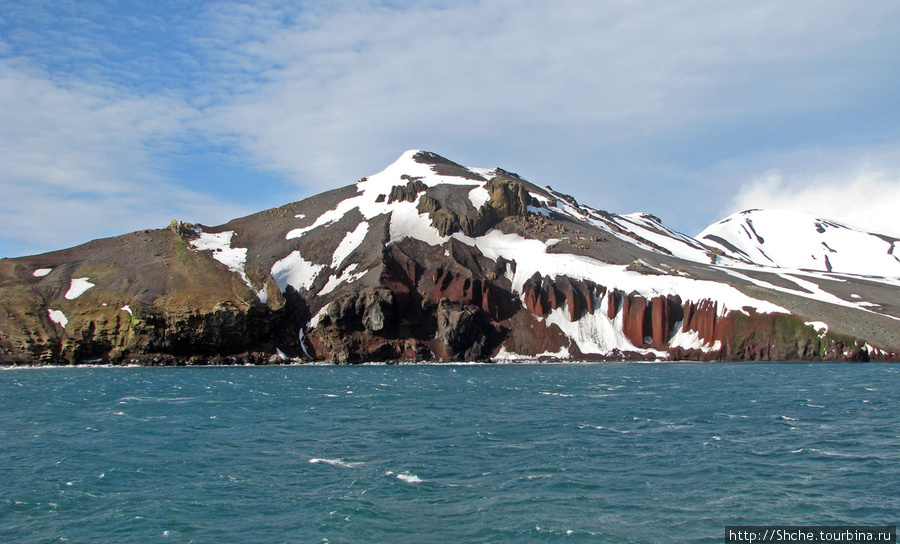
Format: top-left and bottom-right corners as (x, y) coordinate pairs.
(2, 150), (900, 365)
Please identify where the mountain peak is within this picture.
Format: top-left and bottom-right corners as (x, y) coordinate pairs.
(699, 208), (900, 275)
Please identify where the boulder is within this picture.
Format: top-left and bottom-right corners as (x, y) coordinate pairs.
(436, 300), (490, 360)
(326, 288), (396, 333)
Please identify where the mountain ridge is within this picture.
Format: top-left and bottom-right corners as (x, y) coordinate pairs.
(2, 150), (899, 365)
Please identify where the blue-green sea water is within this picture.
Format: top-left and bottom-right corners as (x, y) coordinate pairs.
(1, 363), (898, 543)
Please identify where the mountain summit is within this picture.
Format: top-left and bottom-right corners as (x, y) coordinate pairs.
(2, 150), (899, 365)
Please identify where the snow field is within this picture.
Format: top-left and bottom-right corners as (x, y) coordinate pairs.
(700, 209), (900, 276)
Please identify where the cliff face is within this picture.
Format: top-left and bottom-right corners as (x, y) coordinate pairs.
(2, 150), (899, 365)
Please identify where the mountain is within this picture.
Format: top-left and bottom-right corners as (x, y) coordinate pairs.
(2, 150), (900, 365)
(699, 209), (900, 276)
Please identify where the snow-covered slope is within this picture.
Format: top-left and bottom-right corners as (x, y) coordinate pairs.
(699, 209), (900, 277)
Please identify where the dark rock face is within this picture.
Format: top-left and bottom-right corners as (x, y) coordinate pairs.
(305, 237), (511, 363)
(436, 301), (491, 361)
(414, 176), (536, 238)
(413, 151), (486, 181)
(611, 291), (683, 350)
(388, 179), (427, 204)
(484, 177), (532, 218)
(522, 273), (605, 321)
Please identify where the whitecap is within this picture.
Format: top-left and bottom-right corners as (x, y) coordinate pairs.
(386, 471), (423, 483)
(309, 458), (364, 469)
(577, 424), (604, 430)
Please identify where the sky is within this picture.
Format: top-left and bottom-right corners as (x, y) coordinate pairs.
(1, 0), (899, 257)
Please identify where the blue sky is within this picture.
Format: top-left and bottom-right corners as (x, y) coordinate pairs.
(1, 0), (899, 257)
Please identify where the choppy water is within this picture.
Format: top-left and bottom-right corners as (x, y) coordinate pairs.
(1, 363), (898, 543)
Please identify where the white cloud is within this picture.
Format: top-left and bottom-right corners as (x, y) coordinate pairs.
(0, 60), (245, 256)
(203, 0), (900, 209)
(0, 62), (187, 189)
(729, 150), (900, 237)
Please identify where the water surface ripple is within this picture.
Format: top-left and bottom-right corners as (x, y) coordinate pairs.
(1, 363), (897, 543)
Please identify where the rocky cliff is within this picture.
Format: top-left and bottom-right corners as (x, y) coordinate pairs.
(2, 150), (899, 365)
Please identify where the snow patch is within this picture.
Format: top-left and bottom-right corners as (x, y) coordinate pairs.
(271, 251), (324, 292)
(669, 326), (721, 353)
(281, 151), (504, 249)
(48, 309), (68, 328)
(33, 268), (52, 277)
(308, 305), (330, 328)
(331, 222), (369, 268)
(319, 264), (367, 296)
(190, 231), (252, 288)
(64, 278), (95, 300)
(120, 305), (133, 316)
(544, 303), (646, 356)
(286, 205), (351, 239)
(388, 201), (449, 246)
(468, 186), (490, 209)
(805, 321), (828, 336)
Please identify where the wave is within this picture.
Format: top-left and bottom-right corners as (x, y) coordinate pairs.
(386, 471), (423, 483)
(118, 396), (195, 404)
(308, 458), (364, 469)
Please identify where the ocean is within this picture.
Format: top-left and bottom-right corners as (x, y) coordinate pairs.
(1, 363), (897, 543)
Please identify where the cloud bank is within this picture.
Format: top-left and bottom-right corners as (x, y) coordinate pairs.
(730, 149), (900, 238)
